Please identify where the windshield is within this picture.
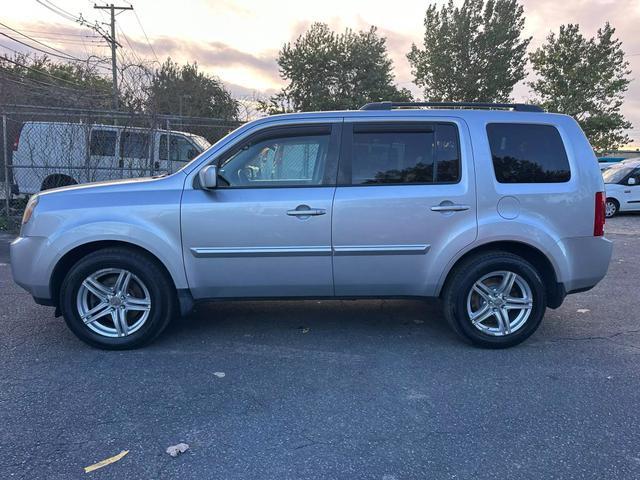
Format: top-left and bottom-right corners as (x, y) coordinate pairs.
(602, 166), (633, 184)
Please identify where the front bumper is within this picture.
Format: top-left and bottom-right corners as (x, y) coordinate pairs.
(10, 235), (52, 300)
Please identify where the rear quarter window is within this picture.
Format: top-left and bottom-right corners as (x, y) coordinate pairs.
(487, 123), (570, 183)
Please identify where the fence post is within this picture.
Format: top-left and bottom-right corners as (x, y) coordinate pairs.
(3, 115), (11, 228)
(166, 119), (171, 173)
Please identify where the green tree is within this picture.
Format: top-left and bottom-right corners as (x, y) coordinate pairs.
(264, 23), (411, 113)
(529, 23), (632, 151)
(0, 53), (112, 109)
(407, 0), (530, 102)
(146, 58), (238, 120)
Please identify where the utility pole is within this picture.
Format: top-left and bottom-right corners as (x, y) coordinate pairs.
(94, 3), (133, 110)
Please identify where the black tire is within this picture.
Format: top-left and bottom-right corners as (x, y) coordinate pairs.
(41, 175), (77, 191)
(442, 251), (546, 349)
(605, 198), (619, 218)
(59, 247), (176, 349)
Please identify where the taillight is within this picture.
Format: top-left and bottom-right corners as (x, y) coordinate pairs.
(11, 124), (23, 151)
(594, 192), (605, 236)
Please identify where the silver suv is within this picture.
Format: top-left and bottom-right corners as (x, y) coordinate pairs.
(10, 102), (613, 349)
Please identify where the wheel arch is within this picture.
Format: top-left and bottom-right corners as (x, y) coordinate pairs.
(49, 240), (190, 314)
(438, 240), (564, 308)
(41, 174), (77, 191)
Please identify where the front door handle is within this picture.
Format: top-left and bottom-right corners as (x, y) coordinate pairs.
(431, 203), (470, 212)
(287, 205), (326, 217)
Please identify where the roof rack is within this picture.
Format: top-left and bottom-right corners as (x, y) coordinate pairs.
(359, 101), (544, 113)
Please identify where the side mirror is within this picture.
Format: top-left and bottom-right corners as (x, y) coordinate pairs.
(199, 165), (218, 189)
(628, 177), (637, 186)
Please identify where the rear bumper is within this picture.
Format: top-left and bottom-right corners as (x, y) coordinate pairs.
(557, 236), (613, 293)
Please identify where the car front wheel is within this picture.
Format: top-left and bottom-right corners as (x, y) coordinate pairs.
(59, 247), (176, 349)
(443, 252), (546, 348)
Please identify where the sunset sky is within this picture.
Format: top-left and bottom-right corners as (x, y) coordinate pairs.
(4, 0), (640, 147)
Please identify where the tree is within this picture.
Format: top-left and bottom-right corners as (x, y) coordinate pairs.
(529, 23), (632, 151)
(264, 23), (411, 113)
(0, 53), (112, 109)
(146, 58), (238, 120)
(407, 0), (530, 102)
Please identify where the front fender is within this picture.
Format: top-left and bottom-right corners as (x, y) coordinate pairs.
(43, 221), (188, 292)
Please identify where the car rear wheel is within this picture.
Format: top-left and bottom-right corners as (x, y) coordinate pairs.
(443, 252), (546, 348)
(59, 247), (176, 349)
(605, 198), (619, 218)
(41, 174), (77, 191)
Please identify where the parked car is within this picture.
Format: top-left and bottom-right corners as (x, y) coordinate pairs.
(11, 101), (612, 350)
(599, 161), (615, 172)
(603, 158), (640, 217)
(10, 121), (210, 194)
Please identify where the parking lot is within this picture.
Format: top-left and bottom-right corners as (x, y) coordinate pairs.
(1, 215), (639, 480)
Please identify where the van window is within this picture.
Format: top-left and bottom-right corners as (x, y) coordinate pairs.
(350, 123), (460, 185)
(90, 130), (116, 156)
(120, 131), (150, 158)
(487, 123), (570, 183)
(159, 135), (198, 162)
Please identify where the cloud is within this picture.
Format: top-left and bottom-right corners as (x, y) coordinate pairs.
(128, 36), (280, 83)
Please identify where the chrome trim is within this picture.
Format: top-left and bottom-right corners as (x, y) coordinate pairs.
(333, 244), (430, 256)
(430, 204), (470, 212)
(191, 246), (332, 258)
(287, 208), (326, 216)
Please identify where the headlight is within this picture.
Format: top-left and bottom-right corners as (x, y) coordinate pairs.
(22, 194), (39, 225)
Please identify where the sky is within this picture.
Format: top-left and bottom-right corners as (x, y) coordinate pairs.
(3, 0), (640, 148)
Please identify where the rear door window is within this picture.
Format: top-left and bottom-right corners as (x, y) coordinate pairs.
(487, 123), (570, 183)
(348, 123), (460, 185)
(90, 130), (116, 156)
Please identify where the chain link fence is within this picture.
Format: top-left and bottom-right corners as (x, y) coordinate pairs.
(0, 105), (243, 230)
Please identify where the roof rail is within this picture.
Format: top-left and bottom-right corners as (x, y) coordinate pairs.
(359, 101), (544, 113)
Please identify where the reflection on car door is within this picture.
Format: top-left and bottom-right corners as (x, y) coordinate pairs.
(181, 122), (341, 299)
(332, 120), (477, 296)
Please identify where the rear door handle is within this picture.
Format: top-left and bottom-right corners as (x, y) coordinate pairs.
(430, 204), (470, 212)
(287, 205), (326, 217)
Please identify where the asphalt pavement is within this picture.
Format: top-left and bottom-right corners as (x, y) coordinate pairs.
(1, 217), (639, 479)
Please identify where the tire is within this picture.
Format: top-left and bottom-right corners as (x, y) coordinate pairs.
(605, 198), (619, 218)
(41, 175), (77, 191)
(443, 252), (546, 349)
(59, 247), (176, 349)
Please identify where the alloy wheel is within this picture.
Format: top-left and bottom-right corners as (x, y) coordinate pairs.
(466, 270), (533, 336)
(76, 268), (151, 338)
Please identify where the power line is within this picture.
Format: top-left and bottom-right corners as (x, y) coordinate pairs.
(131, 5), (159, 64)
(11, 28), (100, 39)
(0, 31), (81, 62)
(35, 0), (82, 23)
(0, 22), (87, 62)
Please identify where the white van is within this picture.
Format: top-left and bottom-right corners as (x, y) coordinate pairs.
(11, 122), (211, 194)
